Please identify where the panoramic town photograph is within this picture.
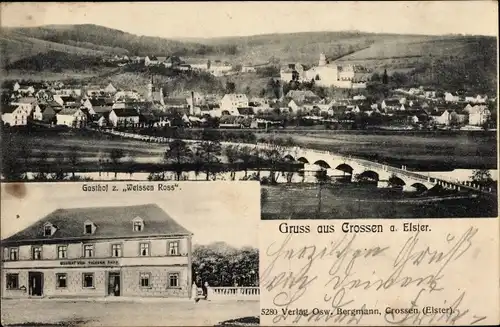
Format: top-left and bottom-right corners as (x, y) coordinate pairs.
(1, 182), (260, 326)
(0, 1), (498, 219)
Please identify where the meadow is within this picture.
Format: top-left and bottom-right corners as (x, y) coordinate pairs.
(261, 184), (498, 219)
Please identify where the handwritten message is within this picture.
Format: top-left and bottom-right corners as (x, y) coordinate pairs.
(259, 220), (498, 326)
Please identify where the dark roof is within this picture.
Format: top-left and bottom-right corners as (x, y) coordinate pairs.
(164, 98), (187, 106)
(1, 104), (19, 114)
(384, 99), (401, 106)
(112, 108), (139, 117)
(57, 108), (82, 115)
(89, 98), (107, 106)
(237, 107), (255, 115)
(92, 105), (113, 114)
(2, 204), (192, 246)
(60, 95), (77, 103)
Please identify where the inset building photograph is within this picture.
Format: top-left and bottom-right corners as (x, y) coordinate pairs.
(1, 182), (260, 327)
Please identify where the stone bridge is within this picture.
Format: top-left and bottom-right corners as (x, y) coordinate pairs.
(257, 144), (436, 192)
(97, 128), (496, 196)
(254, 143), (495, 196)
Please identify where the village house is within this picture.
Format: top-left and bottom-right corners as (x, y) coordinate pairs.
(114, 90), (141, 102)
(56, 108), (88, 128)
(430, 109), (451, 126)
(10, 97), (40, 117)
(207, 61), (233, 77)
(144, 56), (158, 66)
(53, 88), (83, 97)
(1, 104), (30, 126)
(241, 65), (257, 73)
(444, 92), (460, 103)
(280, 63), (307, 83)
(108, 108), (140, 127)
(220, 94), (249, 112)
(468, 106), (491, 126)
(13, 83), (35, 95)
(1, 204), (193, 299)
(381, 99), (402, 111)
(103, 83), (117, 95)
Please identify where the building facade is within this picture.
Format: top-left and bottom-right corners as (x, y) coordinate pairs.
(1, 204), (193, 299)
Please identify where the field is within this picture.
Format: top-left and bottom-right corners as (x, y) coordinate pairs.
(261, 184), (498, 219)
(2, 129), (166, 163)
(1, 299), (259, 326)
(0, 30), (104, 65)
(258, 130), (498, 170)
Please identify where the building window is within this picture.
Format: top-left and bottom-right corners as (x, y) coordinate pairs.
(168, 273), (179, 288)
(83, 244), (94, 258)
(111, 244), (122, 257)
(6, 274), (19, 289)
(84, 223), (93, 235)
(8, 247), (18, 261)
(44, 225), (52, 236)
(140, 272), (151, 287)
(56, 273), (67, 288)
(57, 245), (68, 259)
(82, 273), (94, 288)
(139, 243), (150, 256)
(168, 241), (179, 256)
(32, 246), (42, 260)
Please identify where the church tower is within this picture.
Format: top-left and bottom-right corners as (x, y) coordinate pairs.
(319, 53), (327, 66)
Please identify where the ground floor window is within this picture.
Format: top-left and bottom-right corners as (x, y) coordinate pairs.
(82, 273), (94, 288)
(140, 272), (150, 287)
(168, 273), (179, 288)
(56, 273), (67, 288)
(6, 273), (19, 289)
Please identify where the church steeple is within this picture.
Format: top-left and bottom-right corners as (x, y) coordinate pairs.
(319, 53), (327, 66)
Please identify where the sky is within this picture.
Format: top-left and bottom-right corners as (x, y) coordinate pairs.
(1, 182), (260, 248)
(1, 2), (498, 38)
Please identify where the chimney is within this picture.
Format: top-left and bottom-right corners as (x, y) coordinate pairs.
(190, 91), (195, 116)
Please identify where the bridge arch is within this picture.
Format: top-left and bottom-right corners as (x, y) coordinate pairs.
(297, 157), (309, 164)
(358, 170), (380, 181)
(389, 175), (406, 187)
(283, 154), (296, 162)
(410, 182), (429, 192)
(335, 163), (354, 174)
(313, 160), (331, 169)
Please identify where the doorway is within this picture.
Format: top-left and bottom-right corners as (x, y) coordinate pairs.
(108, 272), (121, 296)
(29, 272), (44, 296)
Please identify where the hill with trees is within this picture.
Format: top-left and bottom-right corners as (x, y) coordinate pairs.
(1, 24), (238, 64)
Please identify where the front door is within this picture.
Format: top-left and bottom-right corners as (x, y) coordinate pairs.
(108, 272), (121, 296)
(29, 272), (43, 296)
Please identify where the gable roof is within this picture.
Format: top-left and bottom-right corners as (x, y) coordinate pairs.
(1, 104), (20, 114)
(89, 98), (108, 106)
(1, 204), (192, 246)
(112, 108), (139, 117)
(57, 108), (83, 115)
(237, 107), (255, 115)
(13, 97), (37, 104)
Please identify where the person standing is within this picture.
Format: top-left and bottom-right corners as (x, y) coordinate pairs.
(202, 281), (208, 300)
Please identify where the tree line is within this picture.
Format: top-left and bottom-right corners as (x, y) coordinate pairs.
(192, 242), (258, 288)
(1, 130), (302, 183)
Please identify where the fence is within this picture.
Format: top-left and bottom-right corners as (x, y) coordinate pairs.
(208, 287), (260, 300)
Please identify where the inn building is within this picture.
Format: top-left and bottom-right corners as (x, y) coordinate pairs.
(1, 204), (193, 299)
